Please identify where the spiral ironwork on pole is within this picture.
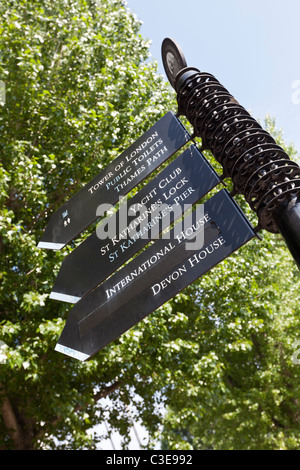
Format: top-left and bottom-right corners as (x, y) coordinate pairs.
(174, 67), (300, 234)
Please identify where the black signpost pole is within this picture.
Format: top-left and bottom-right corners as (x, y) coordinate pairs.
(161, 38), (300, 270)
(274, 198), (300, 268)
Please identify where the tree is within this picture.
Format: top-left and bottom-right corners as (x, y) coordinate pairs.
(0, 0), (174, 450)
(0, 0), (299, 451)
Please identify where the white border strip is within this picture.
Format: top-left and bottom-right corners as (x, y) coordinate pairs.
(37, 241), (65, 250)
(50, 292), (81, 303)
(55, 344), (89, 361)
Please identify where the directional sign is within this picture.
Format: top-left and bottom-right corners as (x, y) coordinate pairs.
(55, 189), (257, 361)
(49, 144), (221, 303)
(37, 111), (190, 250)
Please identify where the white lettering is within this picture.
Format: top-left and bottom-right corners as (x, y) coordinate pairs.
(106, 242), (175, 299)
(125, 132), (159, 162)
(188, 236), (226, 268)
(151, 264), (187, 296)
(113, 165), (145, 192)
(175, 212), (211, 243)
(146, 146), (168, 166)
(88, 172), (113, 194)
(158, 167), (182, 189)
(106, 454), (141, 467)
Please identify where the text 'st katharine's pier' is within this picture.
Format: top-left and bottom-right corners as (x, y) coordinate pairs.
(37, 111), (190, 250)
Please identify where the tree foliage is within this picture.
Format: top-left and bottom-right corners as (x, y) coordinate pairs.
(0, 0), (299, 451)
(0, 0), (173, 450)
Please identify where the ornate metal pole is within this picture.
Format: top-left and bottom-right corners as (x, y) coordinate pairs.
(162, 38), (300, 269)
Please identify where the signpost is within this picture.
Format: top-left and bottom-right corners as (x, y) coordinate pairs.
(49, 144), (221, 303)
(37, 37), (300, 360)
(37, 111), (190, 250)
(55, 189), (257, 361)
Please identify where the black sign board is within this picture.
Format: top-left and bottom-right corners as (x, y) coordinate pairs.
(55, 189), (257, 361)
(37, 112), (190, 250)
(49, 145), (221, 303)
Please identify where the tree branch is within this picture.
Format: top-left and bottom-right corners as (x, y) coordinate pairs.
(93, 381), (121, 404)
(0, 393), (24, 450)
(74, 380), (122, 413)
(35, 380), (122, 445)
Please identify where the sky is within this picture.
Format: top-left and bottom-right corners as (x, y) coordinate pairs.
(125, 0), (300, 153)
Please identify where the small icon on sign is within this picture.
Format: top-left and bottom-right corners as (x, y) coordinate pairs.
(62, 210), (70, 227)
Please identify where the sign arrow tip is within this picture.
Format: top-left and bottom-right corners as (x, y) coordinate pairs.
(37, 241), (65, 250)
(49, 291), (81, 304)
(55, 343), (89, 361)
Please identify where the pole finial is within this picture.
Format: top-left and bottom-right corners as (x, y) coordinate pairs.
(161, 38), (187, 88)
